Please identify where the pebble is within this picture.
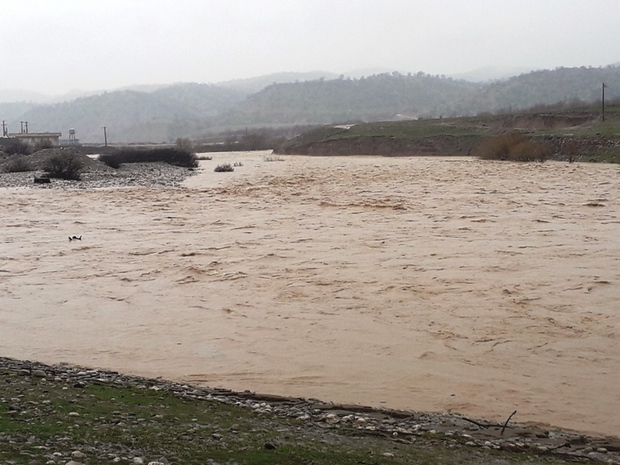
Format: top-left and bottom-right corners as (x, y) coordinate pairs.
(324, 413), (339, 424)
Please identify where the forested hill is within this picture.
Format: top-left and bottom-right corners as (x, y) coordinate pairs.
(218, 66), (620, 127)
(2, 83), (245, 143)
(1, 66), (619, 143)
(220, 73), (480, 125)
(217, 71), (340, 94)
(450, 66), (620, 115)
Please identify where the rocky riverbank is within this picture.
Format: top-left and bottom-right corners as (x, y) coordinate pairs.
(1, 357), (619, 464)
(0, 149), (196, 189)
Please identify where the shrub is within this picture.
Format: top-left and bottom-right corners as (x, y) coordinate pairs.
(3, 156), (33, 173)
(34, 140), (53, 152)
(175, 137), (194, 152)
(263, 155), (284, 162)
(43, 153), (83, 180)
(214, 163), (234, 172)
(99, 154), (121, 169)
(475, 133), (552, 162)
(4, 140), (31, 155)
(99, 147), (198, 169)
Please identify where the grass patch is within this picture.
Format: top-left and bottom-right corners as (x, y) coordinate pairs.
(584, 147), (620, 163)
(0, 365), (577, 465)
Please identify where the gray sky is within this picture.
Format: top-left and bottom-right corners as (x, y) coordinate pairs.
(2, 0), (619, 95)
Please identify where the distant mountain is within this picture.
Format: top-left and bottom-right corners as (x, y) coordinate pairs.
(343, 67), (397, 79)
(220, 72), (480, 126)
(216, 71), (340, 94)
(3, 65), (620, 143)
(0, 84), (177, 105)
(0, 102), (36, 122)
(0, 89), (50, 103)
(451, 66), (537, 82)
(9, 83), (245, 143)
(448, 65), (620, 115)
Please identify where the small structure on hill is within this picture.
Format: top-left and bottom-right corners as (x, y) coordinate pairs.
(8, 131), (62, 148)
(60, 128), (80, 146)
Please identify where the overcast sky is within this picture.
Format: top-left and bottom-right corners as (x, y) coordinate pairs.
(2, 0), (619, 95)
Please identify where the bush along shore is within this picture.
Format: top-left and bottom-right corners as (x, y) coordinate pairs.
(0, 148), (197, 189)
(1, 357), (619, 465)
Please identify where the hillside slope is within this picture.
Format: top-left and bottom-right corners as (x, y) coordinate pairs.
(9, 83), (245, 143)
(276, 105), (620, 161)
(221, 73), (480, 126)
(451, 66), (620, 115)
(2, 66), (620, 143)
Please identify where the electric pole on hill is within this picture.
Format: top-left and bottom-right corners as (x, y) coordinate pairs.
(103, 126), (108, 147)
(602, 83), (606, 122)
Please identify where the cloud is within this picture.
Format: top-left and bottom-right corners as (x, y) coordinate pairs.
(1, 0), (619, 94)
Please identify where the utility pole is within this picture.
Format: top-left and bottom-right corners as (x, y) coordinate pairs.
(1, 120), (7, 137)
(602, 82), (606, 122)
(103, 126), (108, 147)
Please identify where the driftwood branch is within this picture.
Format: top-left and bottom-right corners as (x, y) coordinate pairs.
(501, 410), (517, 435)
(462, 409), (517, 432)
(462, 417), (497, 429)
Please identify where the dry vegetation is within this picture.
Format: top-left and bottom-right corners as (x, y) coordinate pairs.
(474, 133), (553, 162)
(99, 148), (198, 169)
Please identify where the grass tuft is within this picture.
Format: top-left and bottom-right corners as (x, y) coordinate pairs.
(214, 163), (234, 172)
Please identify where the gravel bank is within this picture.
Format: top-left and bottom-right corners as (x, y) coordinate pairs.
(0, 150), (196, 190)
(1, 357), (619, 464)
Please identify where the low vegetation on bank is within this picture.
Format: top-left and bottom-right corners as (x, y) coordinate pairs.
(43, 152), (84, 180)
(0, 359), (588, 465)
(474, 133), (553, 162)
(275, 102), (620, 162)
(99, 147), (198, 169)
(2, 155), (33, 173)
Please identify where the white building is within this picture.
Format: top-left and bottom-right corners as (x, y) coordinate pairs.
(7, 132), (62, 148)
